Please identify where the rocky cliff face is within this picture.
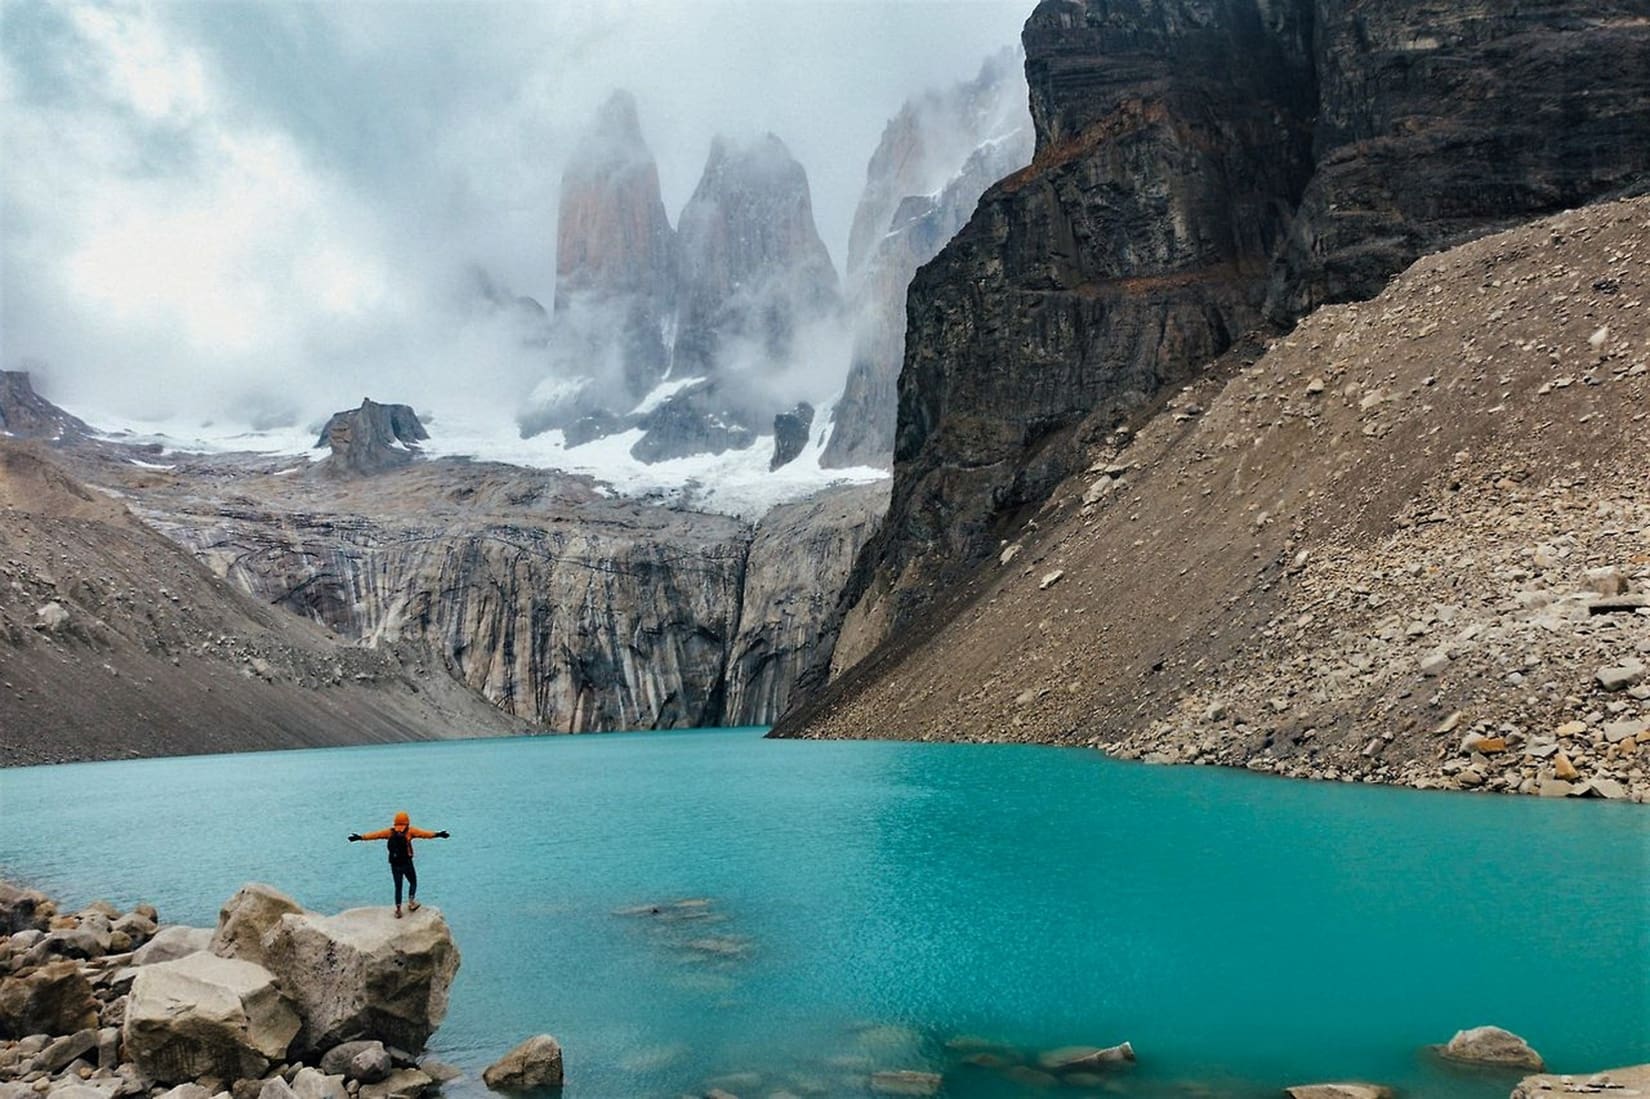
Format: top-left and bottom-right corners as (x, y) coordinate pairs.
(775, 196), (1650, 800)
(822, 51), (1034, 470)
(130, 462), (883, 734)
(0, 372), (91, 443)
(0, 444), (521, 765)
(811, 0), (1650, 685)
(724, 481), (889, 725)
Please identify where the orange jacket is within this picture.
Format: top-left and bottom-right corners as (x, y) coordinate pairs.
(359, 823), (438, 857)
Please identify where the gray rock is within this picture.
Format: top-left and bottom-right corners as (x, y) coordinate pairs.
(320, 1042), (386, 1082)
(1286, 1088), (1393, 1099)
(122, 952), (300, 1084)
(481, 1035), (563, 1092)
(1440, 1025), (1544, 1070)
(315, 401), (428, 477)
(261, 907), (457, 1057)
(349, 1048), (392, 1086)
(96, 1027), (119, 1070)
(38, 1029), (98, 1073)
(256, 1080), (298, 1099)
(154, 1087), (212, 1099)
(211, 885), (303, 969)
(355, 1069), (430, 1099)
(288, 1069), (346, 1099)
(33, 604), (69, 633)
(1597, 660), (1647, 692)
(133, 927), (213, 967)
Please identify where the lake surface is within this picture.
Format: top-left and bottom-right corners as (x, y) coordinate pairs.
(2, 729), (1646, 1098)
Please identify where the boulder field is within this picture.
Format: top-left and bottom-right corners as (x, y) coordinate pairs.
(0, 881), (504, 1099)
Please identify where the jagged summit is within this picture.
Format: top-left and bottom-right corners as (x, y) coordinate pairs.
(315, 399), (429, 476)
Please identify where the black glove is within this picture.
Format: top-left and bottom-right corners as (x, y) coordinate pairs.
(435, 830), (450, 838)
(348, 833), (362, 842)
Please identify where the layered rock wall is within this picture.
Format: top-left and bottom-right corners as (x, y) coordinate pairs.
(142, 469), (884, 733)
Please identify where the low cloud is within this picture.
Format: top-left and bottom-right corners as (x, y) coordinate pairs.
(1, 0), (1031, 431)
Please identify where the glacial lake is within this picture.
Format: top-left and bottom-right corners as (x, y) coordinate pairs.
(1, 728), (1646, 1098)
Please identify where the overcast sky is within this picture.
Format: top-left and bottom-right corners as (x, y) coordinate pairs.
(0, 0), (1032, 427)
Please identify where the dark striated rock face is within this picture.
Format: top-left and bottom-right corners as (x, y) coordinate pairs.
(315, 400), (429, 476)
(0, 372), (92, 442)
(769, 402), (814, 471)
(1266, 2), (1650, 320)
(806, 0), (1650, 690)
(822, 50), (1034, 470)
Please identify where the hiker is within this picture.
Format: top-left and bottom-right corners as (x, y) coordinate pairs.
(348, 811), (450, 918)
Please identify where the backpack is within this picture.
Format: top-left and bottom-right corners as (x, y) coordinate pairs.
(387, 829), (412, 862)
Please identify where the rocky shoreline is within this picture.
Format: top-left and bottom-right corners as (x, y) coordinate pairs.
(0, 881), (559, 1099)
(4, 881), (1642, 1099)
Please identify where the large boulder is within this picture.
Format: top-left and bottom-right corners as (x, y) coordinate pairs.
(0, 882), (52, 934)
(123, 952), (300, 1084)
(134, 926), (214, 966)
(481, 1035), (563, 1091)
(261, 907), (458, 1056)
(211, 885), (303, 969)
(0, 960), (99, 1037)
(1286, 1087), (1394, 1099)
(320, 1041), (391, 1084)
(1439, 1026), (1544, 1070)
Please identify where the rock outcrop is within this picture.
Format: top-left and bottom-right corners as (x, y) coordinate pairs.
(794, 0), (1650, 703)
(258, 907), (458, 1057)
(822, 50), (1033, 469)
(0, 372), (91, 443)
(123, 952), (301, 1084)
(315, 400), (428, 476)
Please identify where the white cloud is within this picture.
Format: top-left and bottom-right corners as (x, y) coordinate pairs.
(1, 0), (1032, 429)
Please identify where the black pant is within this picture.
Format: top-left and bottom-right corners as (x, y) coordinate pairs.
(391, 859), (417, 905)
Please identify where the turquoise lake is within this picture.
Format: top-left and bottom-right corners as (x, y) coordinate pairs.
(1, 728), (1646, 1098)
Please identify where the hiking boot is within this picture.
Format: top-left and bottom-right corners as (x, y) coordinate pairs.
(408, 900), (421, 912)
(394, 905), (403, 919)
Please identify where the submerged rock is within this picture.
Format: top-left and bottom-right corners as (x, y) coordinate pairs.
(1286, 1086), (1394, 1099)
(481, 1034), (564, 1091)
(123, 952), (300, 1084)
(868, 1069), (941, 1096)
(1439, 1025), (1544, 1070)
(1037, 1041), (1134, 1072)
